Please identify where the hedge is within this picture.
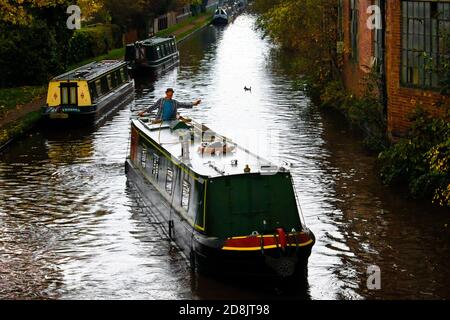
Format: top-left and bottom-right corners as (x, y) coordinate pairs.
(68, 24), (123, 65)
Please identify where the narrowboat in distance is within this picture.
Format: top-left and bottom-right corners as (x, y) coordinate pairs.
(212, 7), (230, 25)
(125, 117), (315, 279)
(125, 36), (179, 76)
(41, 60), (133, 123)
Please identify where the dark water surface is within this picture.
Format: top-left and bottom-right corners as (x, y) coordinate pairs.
(1, 14), (449, 300)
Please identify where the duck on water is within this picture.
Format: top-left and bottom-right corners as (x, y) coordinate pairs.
(126, 88), (315, 280)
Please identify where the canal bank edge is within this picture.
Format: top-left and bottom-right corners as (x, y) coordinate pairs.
(0, 94), (46, 152)
(0, 13), (214, 152)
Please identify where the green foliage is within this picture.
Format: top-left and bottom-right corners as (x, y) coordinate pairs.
(378, 109), (450, 207)
(320, 75), (387, 152)
(68, 24), (122, 65)
(253, 0), (339, 85)
(0, 1), (73, 87)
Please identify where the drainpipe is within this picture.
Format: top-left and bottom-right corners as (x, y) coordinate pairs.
(380, 0), (388, 118)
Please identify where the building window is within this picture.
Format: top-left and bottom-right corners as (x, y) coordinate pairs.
(401, 1), (450, 88)
(350, 0), (359, 60)
(181, 179), (191, 210)
(166, 167), (173, 195)
(151, 154), (160, 180)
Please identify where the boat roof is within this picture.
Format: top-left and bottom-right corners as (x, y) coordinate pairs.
(52, 60), (127, 82)
(132, 36), (176, 47)
(132, 118), (287, 179)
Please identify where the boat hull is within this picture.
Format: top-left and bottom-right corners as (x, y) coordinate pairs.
(125, 158), (314, 279)
(128, 52), (180, 77)
(212, 17), (229, 25)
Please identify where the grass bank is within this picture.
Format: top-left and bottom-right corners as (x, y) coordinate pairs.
(157, 12), (213, 42)
(0, 86), (46, 119)
(0, 111), (41, 149)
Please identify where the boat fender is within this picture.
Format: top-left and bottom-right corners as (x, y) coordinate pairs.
(275, 228), (287, 250)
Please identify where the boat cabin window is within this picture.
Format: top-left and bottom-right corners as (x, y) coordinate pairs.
(100, 77), (109, 93)
(161, 45), (166, 57)
(181, 179), (191, 210)
(60, 83), (78, 106)
(166, 167), (173, 195)
(152, 154), (160, 180)
(89, 82), (98, 100)
(141, 147), (147, 168)
(156, 46), (162, 59)
(115, 70), (122, 84)
(61, 87), (68, 105)
(70, 87), (77, 105)
(120, 68), (127, 82)
(106, 75), (112, 90)
(110, 73), (117, 88)
(95, 80), (102, 96)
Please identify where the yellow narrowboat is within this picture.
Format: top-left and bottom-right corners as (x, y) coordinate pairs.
(41, 60), (134, 123)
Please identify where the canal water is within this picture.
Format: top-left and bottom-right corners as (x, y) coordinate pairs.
(0, 14), (449, 300)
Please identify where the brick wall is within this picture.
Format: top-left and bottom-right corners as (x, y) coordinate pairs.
(341, 0), (374, 97)
(385, 0), (447, 138)
(340, 0), (447, 139)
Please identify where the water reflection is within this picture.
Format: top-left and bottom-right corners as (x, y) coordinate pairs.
(0, 13), (449, 300)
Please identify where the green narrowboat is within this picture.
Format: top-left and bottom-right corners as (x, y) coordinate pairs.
(41, 60), (133, 123)
(125, 117), (315, 279)
(125, 36), (179, 75)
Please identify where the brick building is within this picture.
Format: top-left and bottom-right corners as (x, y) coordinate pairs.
(339, 0), (449, 138)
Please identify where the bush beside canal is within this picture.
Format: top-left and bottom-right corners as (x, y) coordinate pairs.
(67, 24), (123, 66)
(378, 109), (450, 207)
(318, 78), (387, 152)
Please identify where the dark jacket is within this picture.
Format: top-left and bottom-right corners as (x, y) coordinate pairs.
(145, 98), (193, 120)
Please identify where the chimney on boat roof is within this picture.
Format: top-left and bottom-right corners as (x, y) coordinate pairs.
(179, 131), (191, 161)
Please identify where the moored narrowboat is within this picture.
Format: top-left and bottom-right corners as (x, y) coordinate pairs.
(125, 36), (179, 75)
(125, 117), (315, 279)
(41, 60), (133, 123)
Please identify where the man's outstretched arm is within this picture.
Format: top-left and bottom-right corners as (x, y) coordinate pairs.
(176, 99), (201, 109)
(139, 99), (161, 116)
